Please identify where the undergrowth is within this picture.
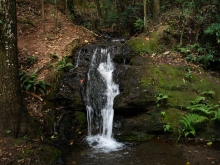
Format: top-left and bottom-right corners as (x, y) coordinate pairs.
(19, 71), (51, 95)
(177, 91), (220, 142)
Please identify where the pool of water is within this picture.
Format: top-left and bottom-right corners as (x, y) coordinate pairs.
(64, 138), (220, 165)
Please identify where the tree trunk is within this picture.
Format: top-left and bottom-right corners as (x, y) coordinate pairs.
(0, 0), (26, 137)
(153, 0), (160, 22)
(67, 0), (75, 21)
(42, 0), (45, 33)
(94, 0), (103, 29)
(95, 0), (102, 19)
(143, 0), (147, 31)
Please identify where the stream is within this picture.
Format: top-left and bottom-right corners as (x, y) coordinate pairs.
(64, 138), (220, 165)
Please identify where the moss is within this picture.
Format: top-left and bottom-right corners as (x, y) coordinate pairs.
(138, 64), (220, 108)
(74, 111), (86, 128)
(38, 145), (62, 164)
(16, 143), (62, 165)
(117, 133), (155, 141)
(126, 35), (159, 54)
(45, 115), (55, 128)
(162, 108), (184, 132)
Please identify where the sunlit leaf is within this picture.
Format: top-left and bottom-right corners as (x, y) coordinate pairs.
(5, 130), (11, 134)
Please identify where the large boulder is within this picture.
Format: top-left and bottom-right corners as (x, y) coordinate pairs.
(55, 38), (220, 141)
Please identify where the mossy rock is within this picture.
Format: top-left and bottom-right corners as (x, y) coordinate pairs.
(126, 26), (173, 55)
(115, 56), (220, 111)
(15, 142), (62, 165)
(117, 133), (155, 141)
(126, 33), (159, 54)
(161, 108), (184, 132)
(74, 111), (86, 128)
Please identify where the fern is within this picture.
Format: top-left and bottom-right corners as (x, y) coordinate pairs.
(212, 109), (220, 121)
(204, 23), (220, 43)
(187, 96), (219, 115)
(180, 113), (208, 136)
(180, 113), (207, 127)
(201, 90), (215, 98)
(187, 104), (219, 115)
(134, 18), (144, 32)
(190, 96), (206, 104)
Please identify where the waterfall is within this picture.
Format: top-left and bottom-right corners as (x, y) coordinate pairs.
(85, 47), (123, 152)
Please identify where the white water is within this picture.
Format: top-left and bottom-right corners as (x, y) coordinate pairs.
(86, 48), (123, 152)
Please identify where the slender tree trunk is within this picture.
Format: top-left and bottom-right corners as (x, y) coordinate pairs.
(95, 0), (103, 27)
(95, 0), (102, 18)
(153, 0), (160, 22)
(55, 0), (58, 37)
(0, 0), (26, 137)
(42, 0), (45, 33)
(67, 0), (75, 21)
(143, 0), (147, 31)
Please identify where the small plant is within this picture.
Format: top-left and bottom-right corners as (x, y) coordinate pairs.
(56, 56), (73, 71)
(184, 68), (192, 81)
(23, 135), (30, 141)
(49, 52), (58, 59)
(177, 95), (220, 142)
(161, 111), (166, 116)
(187, 96), (219, 115)
(51, 135), (57, 139)
(179, 43), (218, 68)
(19, 71), (50, 95)
(5, 130), (11, 134)
(155, 92), (169, 107)
(134, 18), (144, 32)
(163, 123), (171, 132)
(27, 55), (37, 65)
(179, 113), (208, 137)
(201, 90), (215, 98)
(212, 109), (220, 121)
(204, 23), (220, 43)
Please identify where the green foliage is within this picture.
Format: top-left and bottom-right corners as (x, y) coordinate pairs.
(56, 56), (73, 71)
(212, 109), (220, 121)
(49, 52), (58, 59)
(184, 68), (192, 81)
(75, 112), (86, 128)
(161, 111), (166, 116)
(204, 23), (220, 43)
(155, 92), (169, 107)
(83, 21), (92, 30)
(5, 130), (12, 134)
(179, 43), (218, 68)
(120, 6), (138, 26)
(201, 90), (215, 98)
(51, 135), (57, 139)
(134, 18), (144, 32)
(27, 55), (37, 65)
(19, 71), (50, 95)
(187, 96), (219, 115)
(163, 123), (171, 132)
(106, 12), (118, 25)
(104, 5), (139, 29)
(179, 113), (208, 137)
(178, 94), (220, 141)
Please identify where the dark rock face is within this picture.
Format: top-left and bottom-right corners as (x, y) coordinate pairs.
(55, 41), (132, 112)
(55, 39), (220, 142)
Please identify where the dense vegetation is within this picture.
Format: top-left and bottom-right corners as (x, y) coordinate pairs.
(48, 0), (220, 70)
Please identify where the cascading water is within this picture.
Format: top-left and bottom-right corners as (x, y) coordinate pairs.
(85, 47), (123, 152)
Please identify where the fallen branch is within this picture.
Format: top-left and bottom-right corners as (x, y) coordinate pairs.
(22, 90), (43, 101)
(81, 26), (99, 37)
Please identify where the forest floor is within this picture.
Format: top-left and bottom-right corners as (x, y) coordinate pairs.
(0, 0), (220, 165)
(0, 0), (96, 165)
